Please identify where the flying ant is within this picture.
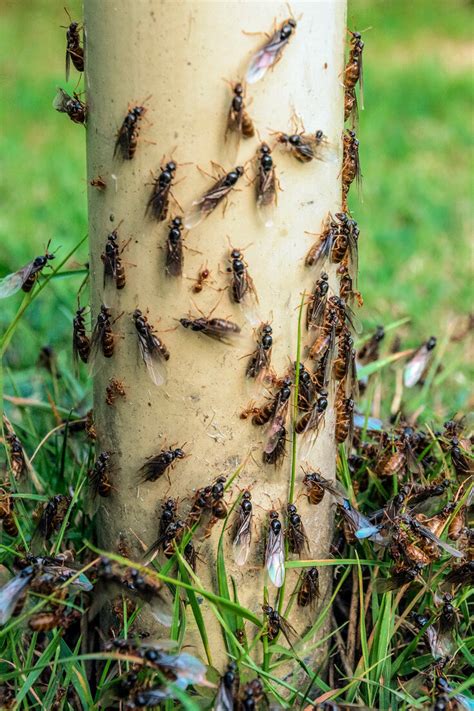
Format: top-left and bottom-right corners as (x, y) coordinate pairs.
(133, 309), (170, 386)
(146, 160), (181, 222)
(114, 99), (150, 160)
(145, 520), (187, 562)
(305, 214), (337, 268)
(274, 116), (338, 164)
(337, 261), (363, 306)
(165, 216), (185, 277)
(246, 375), (292, 464)
(375, 563), (424, 593)
(295, 390), (328, 455)
(262, 424), (287, 466)
(246, 16), (297, 84)
(330, 212), (360, 277)
(306, 271), (329, 330)
(215, 661), (240, 711)
(225, 80), (254, 140)
(232, 491), (253, 566)
(226, 242), (258, 306)
(297, 566), (320, 608)
(36, 495), (71, 540)
(341, 129), (361, 209)
(404, 336), (437, 388)
(262, 604), (297, 646)
(308, 304), (337, 361)
(344, 30), (365, 124)
(0, 489), (18, 537)
(186, 484), (214, 528)
(101, 227), (129, 290)
(29, 607), (81, 633)
(72, 306), (91, 363)
(53, 88), (87, 124)
(138, 445), (186, 484)
(302, 470), (347, 507)
(62, 8), (84, 80)
(184, 163), (244, 229)
(179, 300), (241, 344)
(4, 426), (26, 479)
(204, 476), (228, 536)
(89, 305), (120, 368)
(245, 322), (273, 381)
(88, 451), (112, 497)
(158, 498), (177, 539)
(297, 362), (317, 412)
(0, 243), (55, 298)
(255, 142), (278, 227)
(357, 324), (385, 365)
(286, 503), (309, 556)
(333, 329), (355, 381)
(335, 381), (355, 446)
(265, 510), (285, 587)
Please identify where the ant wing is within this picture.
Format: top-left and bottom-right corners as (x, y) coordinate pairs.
(313, 134), (339, 164)
(232, 510), (252, 566)
(256, 168), (277, 228)
(52, 87), (71, 113)
(404, 344), (432, 388)
(0, 262), (35, 299)
(137, 334), (166, 387)
(246, 30), (287, 84)
(87, 322), (107, 377)
(265, 527), (285, 587)
(0, 568), (35, 625)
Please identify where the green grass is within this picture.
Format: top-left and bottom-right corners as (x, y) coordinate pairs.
(0, 0), (472, 708)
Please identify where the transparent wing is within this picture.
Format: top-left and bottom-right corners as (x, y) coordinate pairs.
(265, 529), (285, 587)
(414, 520), (464, 558)
(52, 87), (69, 113)
(256, 169), (277, 228)
(137, 334), (166, 386)
(215, 680), (235, 711)
(0, 264), (34, 298)
(404, 345), (430, 388)
(232, 512), (252, 566)
(313, 135), (339, 163)
(0, 570), (34, 625)
(246, 32), (286, 84)
(87, 325), (106, 377)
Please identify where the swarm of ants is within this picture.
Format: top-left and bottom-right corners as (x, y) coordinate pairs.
(0, 6), (472, 711)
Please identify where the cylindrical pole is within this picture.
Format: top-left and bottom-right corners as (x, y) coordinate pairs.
(85, 0), (346, 666)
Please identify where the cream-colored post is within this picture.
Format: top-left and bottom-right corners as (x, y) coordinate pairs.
(84, 0), (346, 666)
